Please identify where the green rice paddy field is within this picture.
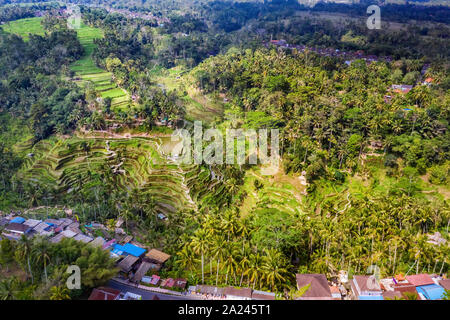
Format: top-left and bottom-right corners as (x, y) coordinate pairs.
(2, 17), (130, 112)
(1, 17), (45, 41)
(70, 22), (130, 111)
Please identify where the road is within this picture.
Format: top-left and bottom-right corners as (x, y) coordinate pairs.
(107, 279), (197, 300)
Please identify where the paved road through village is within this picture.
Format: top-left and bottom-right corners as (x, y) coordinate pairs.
(107, 279), (198, 300)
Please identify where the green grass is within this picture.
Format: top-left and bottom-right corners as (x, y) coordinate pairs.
(1, 17), (45, 41)
(68, 22), (130, 111)
(101, 88), (127, 99)
(69, 22), (104, 75)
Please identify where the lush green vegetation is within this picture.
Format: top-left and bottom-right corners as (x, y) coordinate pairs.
(0, 236), (117, 299)
(0, 1), (449, 298)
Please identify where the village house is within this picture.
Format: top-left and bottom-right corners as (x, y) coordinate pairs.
(4, 222), (32, 236)
(118, 255), (140, 274)
(192, 285), (225, 299)
(174, 278), (188, 290)
(73, 233), (94, 243)
(88, 287), (121, 300)
(350, 275), (383, 300)
(391, 84), (414, 94)
(132, 261), (153, 283)
(405, 274), (446, 300)
(160, 278), (176, 289)
(90, 236), (106, 248)
(295, 274), (333, 300)
(224, 287), (252, 300)
(439, 279), (450, 291)
(33, 221), (54, 237)
(111, 243), (147, 257)
(142, 274), (161, 286)
(145, 248), (171, 269)
(23, 219), (41, 228)
(10, 217), (26, 224)
(251, 290), (276, 300)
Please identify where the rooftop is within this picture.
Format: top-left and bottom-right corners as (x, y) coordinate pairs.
(224, 287), (252, 299)
(439, 279), (450, 290)
(146, 249), (170, 264)
(5, 222), (31, 234)
(416, 284), (446, 300)
(23, 219), (41, 228)
(132, 261), (152, 283)
(252, 290), (276, 300)
(295, 274), (332, 299)
(112, 243), (146, 257)
(88, 287), (121, 300)
(10, 217), (25, 224)
(117, 255), (140, 273)
(406, 274), (434, 287)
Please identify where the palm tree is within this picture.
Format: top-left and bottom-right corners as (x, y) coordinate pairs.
(0, 277), (18, 300)
(220, 210), (241, 241)
(222, 242), (239, 285)
(191, 229), (210, 284)
(17, 235), (34, 284)
(261, 249), (289, 292)
(245, 252), (263, 289)
(211, 235), (225, 286)
(49, 286), (71, 300)
(238, 247), (250, 287)
(176, 245), (197, 272)
(288, 284), (311, 300)
(33, 239), (51, 283)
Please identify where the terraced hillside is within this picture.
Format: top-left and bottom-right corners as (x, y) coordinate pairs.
(18, 137), (196, 215)
(70, 22), (131, 111)
(154, 66), (225, 123)
(239, 168), (305, 218)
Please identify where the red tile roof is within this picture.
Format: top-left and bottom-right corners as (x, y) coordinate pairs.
(295, 274), (332, 299)
(224, 287), (252, 299)
(353, 275), (381, 292)
(392, 283), (418, 294)
(405, 274), (434, 287)
(165, 278), (175, 288)
(439, 279), (450, 290)
(88, 287), (121, 300)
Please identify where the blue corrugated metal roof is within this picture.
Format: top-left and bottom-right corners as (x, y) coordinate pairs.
(416, 284), (445, 300)
(359, 295), (384, 300)
(111, 244), (125, 255)
(112, 243), (146, 257)
(122, 243), (146, 257)
(10, 217), (25, 224)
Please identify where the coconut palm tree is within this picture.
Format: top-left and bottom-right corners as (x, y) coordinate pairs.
(261, 248), (289, 292)
(17, 235), (34, 284)
(245, 251), (263, 289)
(33, 239), (51, 283)
(191, 229), (210, 284)
(210, 235), (225, 286)
(176, 245), (197, 272)
(222, 242), (239, 285)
